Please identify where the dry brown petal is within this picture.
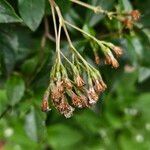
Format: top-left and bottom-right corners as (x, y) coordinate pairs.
(75, 75), (85, 87)
(87, 87), (99, 105)
(130, 10), (140, 21)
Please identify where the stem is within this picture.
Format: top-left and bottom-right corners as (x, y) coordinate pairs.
(64, 20), (100, 44)
(49, 0), (58, 40)
(53, 1), (102, 76)
(70, 0), (105, 14)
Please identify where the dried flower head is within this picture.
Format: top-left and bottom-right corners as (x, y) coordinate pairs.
(93, 79), (104, 93)
(123, 18), (133, 29)
(72, 92), (83, 108)
(105, 52), (119, 68)
(75, 75), (85, 87)
(130, 10), (140, 21)
(87, 87), (99, 105)
(112, 46), (123, 57)
(57, 96), (74, 118)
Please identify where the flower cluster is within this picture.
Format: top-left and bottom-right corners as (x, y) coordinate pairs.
(41, 42), (122, 118)
(123, 10), (141, 29)
(41, 56), (108, 118)
(41, 0), (123, 118)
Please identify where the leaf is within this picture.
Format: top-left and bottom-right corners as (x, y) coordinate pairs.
(138, 67), (150, 83)
(134, 93), (150, 121)
(18, 0), (45, 31)
(119, 0), (133, 11)
(6, 74), (25, 106)
(24, 106), (46, 142)
(0, 0), (21, 23)
(0, 89), (8, 115)
(47, 124), (83, 149)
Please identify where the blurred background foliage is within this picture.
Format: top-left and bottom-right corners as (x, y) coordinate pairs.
(0, 0), (150, 150)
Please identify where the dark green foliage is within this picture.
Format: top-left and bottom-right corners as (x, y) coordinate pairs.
(0, 0), (150, 149)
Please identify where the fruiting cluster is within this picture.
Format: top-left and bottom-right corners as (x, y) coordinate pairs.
(40, 0), (128, 118)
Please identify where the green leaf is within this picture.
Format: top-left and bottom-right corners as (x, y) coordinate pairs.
(119, 0), (133, 11)
(138, 67), (150, 83)
(18, 0), (45, 31)
(24, 107), (46, 142)
(0, 89), (8, 115)
(0, 0), (21, 23)
(6, 74), (25, 106)
(47, 124), (83, 149)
